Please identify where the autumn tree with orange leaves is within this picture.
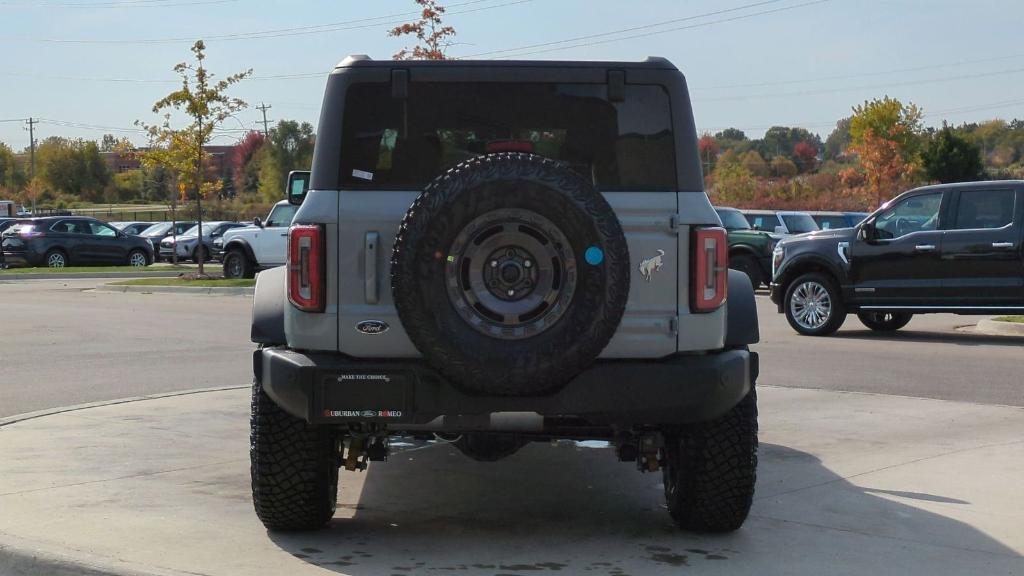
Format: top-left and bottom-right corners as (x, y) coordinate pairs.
(389, 0), (456, 60)
(846, 97), (924, 206)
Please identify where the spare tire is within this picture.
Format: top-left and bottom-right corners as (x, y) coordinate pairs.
(391, 153), (629, 396)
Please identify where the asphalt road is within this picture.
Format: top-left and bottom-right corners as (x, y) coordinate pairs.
(0, 279), (1021, 418)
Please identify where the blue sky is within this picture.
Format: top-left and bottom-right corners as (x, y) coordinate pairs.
(2, 0), (1024, 151)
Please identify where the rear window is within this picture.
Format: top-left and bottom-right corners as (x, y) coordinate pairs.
(339, 82), (677, 191)
(745, 214), (778, 232)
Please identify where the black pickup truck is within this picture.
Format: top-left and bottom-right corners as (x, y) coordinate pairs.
(771, 181), (1024, 335)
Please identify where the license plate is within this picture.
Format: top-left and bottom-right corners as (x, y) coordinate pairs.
(319, 372), (412, 421)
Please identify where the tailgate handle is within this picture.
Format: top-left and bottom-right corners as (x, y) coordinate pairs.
(365, 231), (379, 304)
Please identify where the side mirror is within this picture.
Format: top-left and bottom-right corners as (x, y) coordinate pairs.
(774, 225), (787, 234)
(287, 170), (311, 206)
(253, 216), (263, 228)
(859, 221), (875, 241)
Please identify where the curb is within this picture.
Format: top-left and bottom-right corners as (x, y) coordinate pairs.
(0, 271), (188, 280)
(0, 386), (249, 576)
(976, 318), (1024, 337)
(93, 283), (254, 296)
(0, 385), (248, 428)
(0, 531), (189, 576)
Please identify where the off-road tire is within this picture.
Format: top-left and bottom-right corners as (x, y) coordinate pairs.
(454, 433), (526, 462)
(250, 378), (339, 531)
(857, 311), (913, 332)
(224, 249), (255, 279)
(663, 385), (758, 532)
(730, 253), (763, 289)
(391, 153), (630, 396)
(783, 272), (847, 336)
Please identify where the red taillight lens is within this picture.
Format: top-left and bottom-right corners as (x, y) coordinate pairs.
(288, 224), (324, 312)
(692, 227), (728, 312)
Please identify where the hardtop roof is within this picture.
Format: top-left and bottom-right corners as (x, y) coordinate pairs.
(333, 55), (677, 71)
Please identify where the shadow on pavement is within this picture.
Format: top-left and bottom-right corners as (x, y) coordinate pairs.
(832, 328), (1024, 347)
(268, 442), (1019, 575)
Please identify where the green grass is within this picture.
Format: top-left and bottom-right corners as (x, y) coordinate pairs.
(109, 278), (255, 288)
(993, 316), (1024, 324)
(1, 264), (194, 274)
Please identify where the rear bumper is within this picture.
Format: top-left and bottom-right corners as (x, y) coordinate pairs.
(255, 347), (757, 430)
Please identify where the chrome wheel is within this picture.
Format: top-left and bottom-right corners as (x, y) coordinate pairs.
(789, 280), (832, 330)
(128, 251), (148, 267)
(46, 252), (66, 268)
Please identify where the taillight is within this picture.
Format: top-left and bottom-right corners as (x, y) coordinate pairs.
(692, 227), (728, 312)
(288, 224), (324, 312)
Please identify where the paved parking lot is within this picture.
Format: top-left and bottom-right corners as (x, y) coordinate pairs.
(1, 279), (1020, 418)
(0, 278), (1022, 576)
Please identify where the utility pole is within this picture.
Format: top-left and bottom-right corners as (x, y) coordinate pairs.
(256, 103), (272, 137)
(25, 117), (38, 213)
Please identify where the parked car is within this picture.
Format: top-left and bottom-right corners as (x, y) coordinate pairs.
(109, 222), (156, 236)
(160, 221), (246, 263)
(715, 207), (781, 288)
(809, 211), (870, 230)
(1, 216), (154, 268)
(218, 200), (299, 278)
(771, 181), (1024, 336)
(141, 221), (196, 261)
(742, 209), (820, 235)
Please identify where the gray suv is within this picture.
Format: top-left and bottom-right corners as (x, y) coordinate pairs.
(249, 56), (760, 533)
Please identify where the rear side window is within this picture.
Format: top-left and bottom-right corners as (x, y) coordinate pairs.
(952, 190), (1015, 230)
(781, 214), (819, 234)
(814, 215), (847, 230)
(746, 214), (777, 232)
(339, 82), (676, 191)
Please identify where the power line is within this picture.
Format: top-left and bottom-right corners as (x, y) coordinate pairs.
(694, 52), (1024, 92)
(3, 0), (529, 44)
(460, 0), (832, 59)
(694, 66), (1024, 103)
(460, 0), (787, 58)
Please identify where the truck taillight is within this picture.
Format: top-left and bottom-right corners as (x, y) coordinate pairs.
(288, 224), (324, 312)
(692, 227), (728, 312)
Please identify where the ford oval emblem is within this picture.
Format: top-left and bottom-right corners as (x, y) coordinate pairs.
(360, 410), (378, 418)
(356, 320), (389, 335)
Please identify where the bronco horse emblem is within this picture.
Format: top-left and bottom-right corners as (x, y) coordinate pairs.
(638, 249), (666, 282)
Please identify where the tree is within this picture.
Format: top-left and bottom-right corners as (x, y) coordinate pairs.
(760, 126), (820, 162)
(257, 120), (315, 202)
(715, 128), (747, 142)
(232, 131), (266, 196)
(0, 142), (24, 190)
(849, 96), (924, 161)
(137, 40), (251, 275)
(35, 137), (111, 202)
(824, 117), (851, 161)
(710, 161), (757, 204)
(100, 134), (119, 152)
(848, 97), (925, 205)
(107, 169), (144, 203)
(389, 0), (456, 60)
(793, 141), (819, 173)
(740, 150), (769, 178)
(771, 155), (798, 178)
(698, 132), (719, 174)
(922, 126), (984, 184)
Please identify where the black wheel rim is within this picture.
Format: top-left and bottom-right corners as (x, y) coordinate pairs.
(227, 255), (242, 278)
(445, 208), (577, 340)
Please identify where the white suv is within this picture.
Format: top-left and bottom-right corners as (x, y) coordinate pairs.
(220, 200), (298, 278)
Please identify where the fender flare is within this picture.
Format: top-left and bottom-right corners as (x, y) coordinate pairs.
(251, 266), (286, 345)
(725, 269), (760, 347)
(223, 238), (257, 264)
